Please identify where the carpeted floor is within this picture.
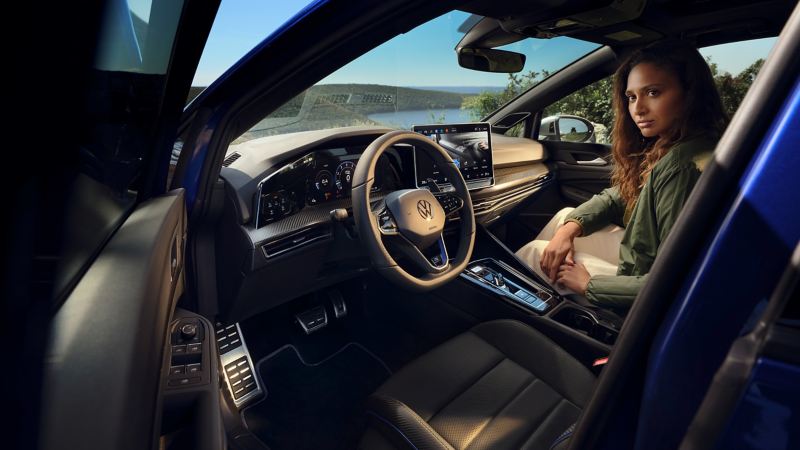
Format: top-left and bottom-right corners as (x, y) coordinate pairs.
(242, 343), (391, 450)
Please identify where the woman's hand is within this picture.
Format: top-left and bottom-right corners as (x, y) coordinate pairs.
(540, 222), (581, 282)
(556, 262), (591, 295)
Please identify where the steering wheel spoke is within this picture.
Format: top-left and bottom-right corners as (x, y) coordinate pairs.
(387, 233), (450, 274)
(433, 192), (465, 218)
(374, 206), (399, 236)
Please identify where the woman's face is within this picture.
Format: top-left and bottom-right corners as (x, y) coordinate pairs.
(625, 62), (685, 138)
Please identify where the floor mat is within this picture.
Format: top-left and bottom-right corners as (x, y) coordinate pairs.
(243, 343), (391, 450)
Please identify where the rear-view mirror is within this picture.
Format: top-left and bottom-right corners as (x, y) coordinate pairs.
(457, 47), (525, 73)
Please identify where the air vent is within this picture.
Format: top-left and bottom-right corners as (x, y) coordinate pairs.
(222, 152), (241, 167)
(261, 226), (332, 258)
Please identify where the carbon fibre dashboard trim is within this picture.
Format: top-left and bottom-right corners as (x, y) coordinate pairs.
(248, 194), (387, 247)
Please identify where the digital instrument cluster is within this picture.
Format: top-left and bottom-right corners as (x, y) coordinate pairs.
(255, 147), (401, 228)
(306, 151), (358, 206)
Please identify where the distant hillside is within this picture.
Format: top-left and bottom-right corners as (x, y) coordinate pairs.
(187, 84), (469, 112)
(192, 84), (481, 143)
(410, 86), (505, 94)
(312, 84), (467, 113)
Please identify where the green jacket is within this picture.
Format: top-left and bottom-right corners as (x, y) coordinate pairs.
(565, 136), (717, 308)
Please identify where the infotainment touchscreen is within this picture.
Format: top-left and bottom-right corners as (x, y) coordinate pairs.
(413, 122), (494, 190)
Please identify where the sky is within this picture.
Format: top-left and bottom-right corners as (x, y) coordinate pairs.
(189, 0), (777, 88)
(192, 0), (319, 86)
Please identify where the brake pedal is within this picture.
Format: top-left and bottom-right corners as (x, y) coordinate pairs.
(296, 305), (328, 334)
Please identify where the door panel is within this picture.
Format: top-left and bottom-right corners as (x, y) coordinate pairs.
(488, 64), (616, 249)
(490, 140), (612, 251)
(544, 140), (613, 204)
(40, 190), (187, 450)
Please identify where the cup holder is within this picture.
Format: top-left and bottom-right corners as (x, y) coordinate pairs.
(552, 306), (618, 345)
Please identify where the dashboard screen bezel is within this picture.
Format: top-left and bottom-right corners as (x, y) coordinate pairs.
(412, 122), (495, 191)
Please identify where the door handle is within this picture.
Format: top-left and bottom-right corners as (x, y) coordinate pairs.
(575, 157), (608, 166)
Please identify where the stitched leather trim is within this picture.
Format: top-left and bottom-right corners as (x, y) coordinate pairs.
(460, 372), (536, 450)
(519, 399), (569, 448)
(470, 323), (589, 405)
(369, 395), (455, 450)
(368, 411), (420, 450)
(426, 351), (505, 421)
(549, 422), (576, 450)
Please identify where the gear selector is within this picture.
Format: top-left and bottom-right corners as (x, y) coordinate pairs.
(463, 259), (557, 314)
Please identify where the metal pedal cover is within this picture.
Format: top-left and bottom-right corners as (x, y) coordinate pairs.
(216, 323), (262, 407)
(295, 305), (328, 334)
(215, 323), (242, 356)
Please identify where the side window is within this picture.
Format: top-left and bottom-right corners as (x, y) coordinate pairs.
(540, 76), (612, 144)
(56, 0), (186, 300)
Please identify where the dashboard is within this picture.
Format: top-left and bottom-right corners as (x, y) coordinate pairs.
(216, 126), (552, 322)
(255, 145), (405, 228)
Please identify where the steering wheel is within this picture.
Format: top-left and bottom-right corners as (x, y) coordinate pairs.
(351, 130), (476, 291)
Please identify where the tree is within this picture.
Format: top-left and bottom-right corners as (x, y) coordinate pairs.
(709, 57), (764, 118)
(543, 77), (613, 128)
(462, 69), (546, 120)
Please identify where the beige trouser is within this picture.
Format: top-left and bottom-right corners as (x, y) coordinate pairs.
(515, 208), (624, 295)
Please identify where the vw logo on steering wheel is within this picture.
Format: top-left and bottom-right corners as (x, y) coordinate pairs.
(417, 199), (433, 221)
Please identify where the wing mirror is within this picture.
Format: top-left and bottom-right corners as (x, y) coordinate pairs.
(539, 115), (596, 143)
(457, 47), (525, 73)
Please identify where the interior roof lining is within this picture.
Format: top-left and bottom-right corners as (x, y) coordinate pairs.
(459, 0), (788, 48)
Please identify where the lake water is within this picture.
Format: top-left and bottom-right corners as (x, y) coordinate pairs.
(367, 108), (477, 129)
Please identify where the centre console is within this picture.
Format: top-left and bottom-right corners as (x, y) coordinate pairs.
(459, 227), (624, 352)
(462, 258), (556, 314)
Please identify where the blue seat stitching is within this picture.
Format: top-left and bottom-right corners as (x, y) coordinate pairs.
(367, 411), (420, 450)
(549, 422), (576, 450)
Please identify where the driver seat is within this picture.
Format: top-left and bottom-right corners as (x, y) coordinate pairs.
(359, 320), (595, 450)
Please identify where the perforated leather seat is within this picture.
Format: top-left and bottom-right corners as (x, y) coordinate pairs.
(359, 320), (596, 450)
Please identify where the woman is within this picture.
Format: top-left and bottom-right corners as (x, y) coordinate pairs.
(516, 41), (728, 309)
